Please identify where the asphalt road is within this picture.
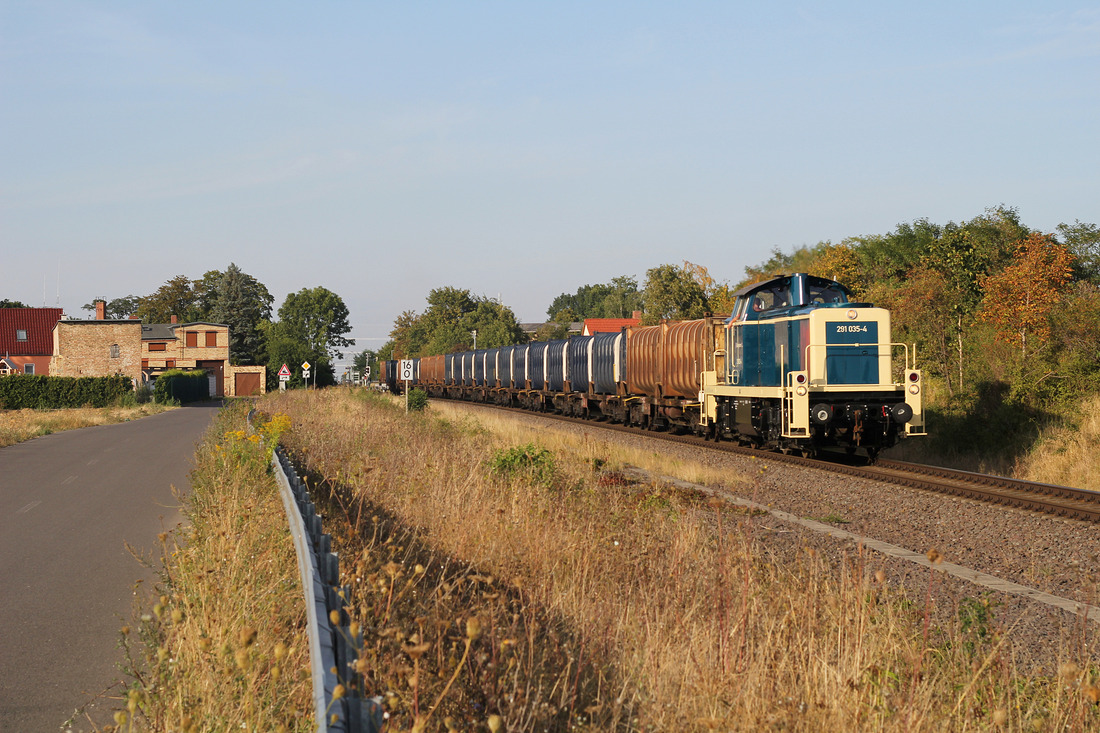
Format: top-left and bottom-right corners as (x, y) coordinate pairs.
(0, 403), (221, 732)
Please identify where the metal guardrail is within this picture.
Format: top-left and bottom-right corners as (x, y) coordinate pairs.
(271, 446), (383, 732)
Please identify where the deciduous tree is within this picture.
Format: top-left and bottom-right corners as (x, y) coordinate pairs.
(277, 286), (354, 360)
(980, 233), (1075, 359)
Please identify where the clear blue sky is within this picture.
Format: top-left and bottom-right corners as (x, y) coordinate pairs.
(3, 1), (1097, 357)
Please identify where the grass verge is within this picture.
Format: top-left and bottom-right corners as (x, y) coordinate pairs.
(111, 402), (312, 732)
(259, 387), (1099, 731)
(0, 403), (173, 448)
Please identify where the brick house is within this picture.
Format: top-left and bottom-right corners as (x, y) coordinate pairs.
(50, 317), (144, 384)
(0, 307), (63, 375)
(49, 302), (265, 397)
(141, 319), (232, 396)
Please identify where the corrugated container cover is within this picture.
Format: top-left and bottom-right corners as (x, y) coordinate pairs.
(472, 349), (487, 386)
(485, 348), (499, 385)
(420, 354), (445, 385)
(626, 325), (663, 396)
(444, 354), (457, 385)
(545, 340), (566, 392)
(567, 336), (593, 391)
(498, 346), (514, 386)
(527, 343), (546, 390)
(460, 352), (474, 386)
(591, 332), (621, 394)
(512, 345), (528, 387)
(662, 319), (708, 399)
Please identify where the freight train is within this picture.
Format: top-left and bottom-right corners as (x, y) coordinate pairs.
(381, 273), (925, 457)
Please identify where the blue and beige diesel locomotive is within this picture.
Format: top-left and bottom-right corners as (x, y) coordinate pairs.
(383, 274), (925, 456)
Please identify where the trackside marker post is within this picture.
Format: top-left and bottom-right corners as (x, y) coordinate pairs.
(400, 359), (414, 413)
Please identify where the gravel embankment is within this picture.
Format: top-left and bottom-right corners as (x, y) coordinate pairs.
(450, 403), (1099, 671)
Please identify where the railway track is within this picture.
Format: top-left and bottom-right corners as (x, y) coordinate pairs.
(450, 400), (1100, 524)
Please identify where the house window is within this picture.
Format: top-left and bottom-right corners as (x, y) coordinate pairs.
(149, 342), (166, 352)
(205, 331), (217, 347)
(110, 344), (120, 358)
(185, 331), (198, 348)
(165, 359), (176, 368)
(16, 329), (27, 341)
(23, 363), (34, 375)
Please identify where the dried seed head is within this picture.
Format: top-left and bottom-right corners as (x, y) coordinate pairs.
(330, 610), (341, 626)
(171, 608), (184, 624)
(926, 548), (943, 564)
(488, 713), (503, 732)
(874, 570), (886, 584)
(466, 616), (483, 641)
(404, 642), (431, 661)
(274, 642), (288, 662)
(333, 684), (346, 700)
(235, 648), (251, 671)
(992, 709), (1007, 726)
(239, 626), (257, 648)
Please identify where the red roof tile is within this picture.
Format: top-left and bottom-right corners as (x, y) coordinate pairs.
(0, 308), (62, 356)
(582, 318), (640, 335)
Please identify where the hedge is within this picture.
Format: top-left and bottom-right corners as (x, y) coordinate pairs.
(153, 370), (209, 404)
(0, 375), (132, 409)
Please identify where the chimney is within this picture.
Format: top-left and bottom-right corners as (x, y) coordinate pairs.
(170, 315), (177, 324)
(631, 310), (642, 320)
(95, 300), (106, 320)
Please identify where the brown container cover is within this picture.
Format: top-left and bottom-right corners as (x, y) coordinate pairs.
(662, 319), (708, 399)
(626, 325), (663, 396)
(419, 354), (445, 386)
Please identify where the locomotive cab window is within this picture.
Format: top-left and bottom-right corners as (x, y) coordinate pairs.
(806, 277), (849, 305)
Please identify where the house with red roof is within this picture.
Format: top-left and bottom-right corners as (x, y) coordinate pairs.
(0, 307), (62, 375)
(582, 316), (641, 336)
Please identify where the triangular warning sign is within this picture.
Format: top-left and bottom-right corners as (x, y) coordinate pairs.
(278, 363), (291, 377)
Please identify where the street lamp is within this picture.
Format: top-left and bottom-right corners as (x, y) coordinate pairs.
(471, 329), (478, 350)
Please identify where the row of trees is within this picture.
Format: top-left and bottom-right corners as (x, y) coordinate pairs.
(379, 207), (1098, 440)
(82, 264), (353, 389)
(379, 262), (736, 360)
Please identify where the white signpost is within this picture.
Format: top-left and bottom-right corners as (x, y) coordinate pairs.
(301, 361), (312, 389)
(400, 359), (414, 412)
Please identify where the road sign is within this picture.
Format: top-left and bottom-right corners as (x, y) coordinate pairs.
(278, 363), (291, 378)
(400, 359), (414, 381)
(301, 360), (311, 371)
(302, 370), (310, 380)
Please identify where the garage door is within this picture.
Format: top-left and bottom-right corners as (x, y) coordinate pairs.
(234, 372), (262, 396)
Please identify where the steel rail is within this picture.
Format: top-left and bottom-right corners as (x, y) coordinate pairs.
(442, 400), (1100, 523)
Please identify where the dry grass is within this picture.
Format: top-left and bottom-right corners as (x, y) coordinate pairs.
(113, 403), (313, 732)
(1015, 394), (1100, 490)
(259, 388), (1100, 732)
(0, 403), (173, 448)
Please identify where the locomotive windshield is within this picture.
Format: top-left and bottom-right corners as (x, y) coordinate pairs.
(731, 274), (852, 322)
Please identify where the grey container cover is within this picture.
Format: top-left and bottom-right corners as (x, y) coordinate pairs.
(484, 348), (499, 386)
(591, 332), (622, 394)
(498, 346), (514, 386)
(567, 336), (593, 392)
(527, 343), (546, 390)
(546, 340), (567, 392)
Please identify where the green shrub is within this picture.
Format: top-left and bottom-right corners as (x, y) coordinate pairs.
(489, 442), (556, 487)
(0, 374), (132, 409)
(153, 370), (209, 404)
(407, 388), (429, 412)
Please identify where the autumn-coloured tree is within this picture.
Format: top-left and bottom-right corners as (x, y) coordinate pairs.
(979, 233), (1075, 359)
(810, 243), (864, 295)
